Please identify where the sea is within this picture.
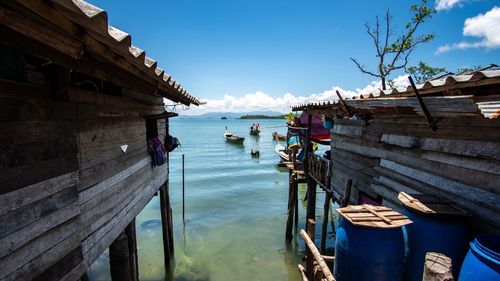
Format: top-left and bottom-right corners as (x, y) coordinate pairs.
(88, 118), (336, 281)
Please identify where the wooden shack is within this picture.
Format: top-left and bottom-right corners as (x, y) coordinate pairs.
(0, 1), (200, 280)
(293, 70), (500, 233)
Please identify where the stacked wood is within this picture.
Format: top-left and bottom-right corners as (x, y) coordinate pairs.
(422, 252), (454, 281)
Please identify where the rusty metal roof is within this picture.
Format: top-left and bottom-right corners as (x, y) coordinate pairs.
(292, 69), (500, 119)
(8, 0), (200, 106)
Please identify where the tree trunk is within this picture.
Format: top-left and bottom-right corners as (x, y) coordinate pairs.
(381, 76), (387, 90)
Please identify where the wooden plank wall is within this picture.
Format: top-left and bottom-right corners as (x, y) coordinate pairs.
(0, 80), (82, 281)
(329, 117), (500, 232)
(0, 80), (169, 280)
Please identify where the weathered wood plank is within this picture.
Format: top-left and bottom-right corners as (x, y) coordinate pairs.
(0, 171), (78, 216)
(79, 156), (150, 203)
(83, 166), (167, 267)
(0, 217), (80, 279)
(0, 185), (78, 239)
(332, 136), (500, 193)
(380, 159), (499, 211)
(0, 200), (79, 259)
(32, 247), (83, 281)
(2, 231), (81, 281)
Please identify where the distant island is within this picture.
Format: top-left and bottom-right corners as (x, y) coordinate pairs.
(221, 116), (227, 119)
(240, 114), (285, 119)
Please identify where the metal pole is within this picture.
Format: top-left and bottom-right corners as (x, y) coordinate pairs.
(182, 154), (185, 224)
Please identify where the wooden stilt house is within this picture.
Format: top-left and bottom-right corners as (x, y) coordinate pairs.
(0, 1), (200, 280)
(292, 70), (500, 233)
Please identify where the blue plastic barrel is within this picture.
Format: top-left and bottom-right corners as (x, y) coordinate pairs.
(403, 209), (469, 281)
(334, 216), (406, 281)
(458, 235), (500, 281)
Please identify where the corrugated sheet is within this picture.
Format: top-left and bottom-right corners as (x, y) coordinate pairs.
(25, 0), (200, 105)
(292, 70), (500, 119)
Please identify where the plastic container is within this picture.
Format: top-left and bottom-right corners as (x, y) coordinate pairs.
(403, 209), (469, 281)
(458, 235), (500, 281)
(334, 205), (410, 281)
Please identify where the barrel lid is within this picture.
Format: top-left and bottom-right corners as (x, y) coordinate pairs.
(337, 204), (412, 228)
(398, 192), (468, 217)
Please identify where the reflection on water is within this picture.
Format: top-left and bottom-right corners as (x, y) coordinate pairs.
(89, 119), (336, 281)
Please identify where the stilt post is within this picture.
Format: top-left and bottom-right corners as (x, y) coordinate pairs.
(124, 219), (139, 281)
(159, 183), (174, 279)
(320, 191), (332, 253)
(286, 171), (296, 240)
(306, 219), (316, 279)
(109, 232), (133, 281)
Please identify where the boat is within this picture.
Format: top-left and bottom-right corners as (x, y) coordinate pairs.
(224, 129), (245, 143)
(274, 143), (289, 162)
(249, 128), (260, 135)
(221, 116), (227, 120)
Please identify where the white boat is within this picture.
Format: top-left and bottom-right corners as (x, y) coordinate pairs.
(274, 143), (289, 162)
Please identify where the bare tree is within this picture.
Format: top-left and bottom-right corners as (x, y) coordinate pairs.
(351, 0), (436, 89)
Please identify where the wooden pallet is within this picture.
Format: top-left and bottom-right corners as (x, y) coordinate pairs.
(337, 204), (412, 228)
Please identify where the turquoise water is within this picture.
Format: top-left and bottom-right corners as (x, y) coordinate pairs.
(89, 118), (335, 281)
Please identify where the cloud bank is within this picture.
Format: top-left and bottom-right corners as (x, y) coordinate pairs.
(435, 0), (465, 11)
(437, 6), (500, 53)
(177, 75), (410, 115)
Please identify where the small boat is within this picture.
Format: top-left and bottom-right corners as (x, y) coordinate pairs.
(249, 128), (260, 136)
(274, 143), (289, 162)
(224, 130), (245, 143)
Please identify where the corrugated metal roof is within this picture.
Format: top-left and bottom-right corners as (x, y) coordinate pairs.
(292, 69), (500, 119)
(13, 0), (200, 106)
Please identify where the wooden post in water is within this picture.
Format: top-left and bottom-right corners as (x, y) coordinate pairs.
(304, 113), (316, 234)
(320, 191), (332, 254)
(109, 232), (134, 281)
(286, 171), (295, 241)
(125, 219), (139, 281)
(160, 182), (174, 279)
(306, 219), (316, 279)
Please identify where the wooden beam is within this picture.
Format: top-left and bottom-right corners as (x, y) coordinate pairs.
(320, 192), (332, 253)
(300, 228), (336, 281)
(159, 183), (174, 279)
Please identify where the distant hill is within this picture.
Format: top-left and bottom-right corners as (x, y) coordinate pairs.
(240, 114), (285, 119)
(181, 111), (285, 119)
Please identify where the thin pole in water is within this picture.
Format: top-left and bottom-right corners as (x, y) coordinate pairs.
(182, 154), (185, 225)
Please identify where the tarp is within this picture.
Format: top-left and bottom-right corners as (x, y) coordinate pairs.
(299, 112), (331, 145)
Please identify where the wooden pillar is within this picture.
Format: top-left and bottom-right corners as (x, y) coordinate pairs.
(124, 219), (139, 281)
(320, 191), (332, 253)
(422, 252), (454, 281)
(109, 232), (133, 281)
(160, 183), (174, 280)
(306, 219), (316, 279)
(293, 174), (299, 229)
(304, 112), (315, 233)
(286, 171), (295, 241)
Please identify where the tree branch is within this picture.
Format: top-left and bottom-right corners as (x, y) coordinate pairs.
(350, 58), (381, 78)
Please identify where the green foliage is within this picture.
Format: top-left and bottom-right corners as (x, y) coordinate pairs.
(240, 114), (286, 119)
(351, 0), (436, 89)
(284, 112), (296, 121)
(407, 61), (447, 82)
(456, 65), (484, 74)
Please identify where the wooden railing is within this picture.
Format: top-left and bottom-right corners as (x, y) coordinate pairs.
(307, 153), (330, 189)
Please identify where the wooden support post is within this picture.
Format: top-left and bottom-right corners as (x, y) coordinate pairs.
(286, 172), (295, 241)
(294, 174), (299, 229)
(124, 219), (139, 281)
(340, 179), (352, 207)
(109, 232), (133, 281)
(306, 180), (317, 230)
(320, 191), (332, 253)
(422, 252), (454, 281)
(159, 183), (174, 279)
(306, 219), (316, 279)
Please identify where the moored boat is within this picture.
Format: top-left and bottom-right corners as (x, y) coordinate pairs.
(224, 129), (245, 143)
(249, 128), (260, 135)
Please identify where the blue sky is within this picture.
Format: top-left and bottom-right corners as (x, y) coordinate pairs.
(89, 0), (499, 113)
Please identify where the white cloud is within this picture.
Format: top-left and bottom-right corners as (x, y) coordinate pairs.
(437, 6), (500, 53)
(435, 0), (464, 11)
(175, 75), (411, 115)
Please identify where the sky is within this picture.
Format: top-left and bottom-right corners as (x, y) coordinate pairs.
(88, 0), (500, 114)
